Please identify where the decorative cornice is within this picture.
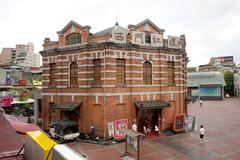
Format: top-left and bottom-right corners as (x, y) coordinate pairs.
(40, 42), (185, 57)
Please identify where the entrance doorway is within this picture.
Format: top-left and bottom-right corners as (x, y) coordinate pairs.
(137, 109), (162, 133)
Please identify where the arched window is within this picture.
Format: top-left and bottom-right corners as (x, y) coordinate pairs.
(143, 61), (152, 85)
(70, 62), (78, 86)
(66, 33), (81, 45)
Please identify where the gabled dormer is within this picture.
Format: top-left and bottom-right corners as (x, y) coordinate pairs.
(128, 19), (165, 33)
(91, 22), (129, 44)
(128, 19), (165, 47)
(57, 20), (91, 47)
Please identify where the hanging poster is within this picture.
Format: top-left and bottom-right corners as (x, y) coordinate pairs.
(6, 71), (11, 85)
(114, 119), (128, 140)
(173, 114), (185, 132)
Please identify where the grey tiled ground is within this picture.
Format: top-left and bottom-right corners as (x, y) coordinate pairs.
(68, 97), (240, 160)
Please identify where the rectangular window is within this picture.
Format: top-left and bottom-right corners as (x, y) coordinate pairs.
(93, 59), (102, 86)
(167, 61), (175, 85)
(49, 63), (56, 86)
(116, 59), (125, 86)
(145, 32), (151, 44)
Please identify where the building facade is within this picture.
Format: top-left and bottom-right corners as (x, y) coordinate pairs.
(234, 64), (240, 97)
(188, 72), (226, 100)
(40, 19), (188, 137)
(14, 43), (41, 67)
(0, 48), (16, 65)
(198, 56), (235, 73)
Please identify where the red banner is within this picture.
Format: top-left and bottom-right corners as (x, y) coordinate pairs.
(0, 96), (13, 107)
(18, 80), (27, 85)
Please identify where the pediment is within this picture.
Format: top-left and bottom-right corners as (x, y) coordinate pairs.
(128, 19), (165, 33)
(57, 20), (91, 35)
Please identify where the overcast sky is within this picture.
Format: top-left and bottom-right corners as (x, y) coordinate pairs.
(0, 0), (240, 67)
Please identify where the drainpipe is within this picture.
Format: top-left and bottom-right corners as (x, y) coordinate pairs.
(33, 87), (38, 124)
(103, 45), (107, 138)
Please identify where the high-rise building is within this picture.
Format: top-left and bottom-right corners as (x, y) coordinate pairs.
(199, 56), (235, 73)
(14, 42), (41, 67)
(0, 48), (16, 65)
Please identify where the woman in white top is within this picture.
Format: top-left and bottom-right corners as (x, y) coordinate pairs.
(200, 125), (205, 143)
(131, 122), (137, 131)
(154, 125), (159, 136)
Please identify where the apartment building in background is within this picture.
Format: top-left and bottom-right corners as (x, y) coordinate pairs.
(0, 48), (16, 65)
(198, 56), (236, 73)
(14, 42), (41, 67)
(40, 19), (188, 137)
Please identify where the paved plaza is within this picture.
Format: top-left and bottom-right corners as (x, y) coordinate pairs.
(68, 97), (240, 160)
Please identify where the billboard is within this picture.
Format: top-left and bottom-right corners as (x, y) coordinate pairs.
(212, 56), (233, 63)
(200, 85), (221, 97)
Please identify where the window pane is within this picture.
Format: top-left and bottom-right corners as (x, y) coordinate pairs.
(93, 59), (102, 86)
(50, 63), (56, 86)
(116, 59), (125, 85)
(70, 62), (78, 86)
(145, 33), (151, 44)
(143, 61), (152, 85)
(66, 33), (81, 45)
(167, 61), (174, 85)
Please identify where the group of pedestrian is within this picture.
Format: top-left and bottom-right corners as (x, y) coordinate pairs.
(132, 120), (205, 143)
(132, 122), (160, 136)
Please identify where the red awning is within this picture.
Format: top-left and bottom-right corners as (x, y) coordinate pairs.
(10, 122), (42, 134)
(0, 114), (23, 159)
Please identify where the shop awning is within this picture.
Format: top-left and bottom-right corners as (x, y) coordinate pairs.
(51, 102), (82, 111)
(135, 100), (171, 110)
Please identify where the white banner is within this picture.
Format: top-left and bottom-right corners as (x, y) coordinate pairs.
(132, 31), (144, 45)
(151, 33), (163, 47)
(168, 36), (179, 49)
(112, 27), (128, 44)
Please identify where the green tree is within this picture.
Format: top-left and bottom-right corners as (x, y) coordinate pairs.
(187, 67), (197, 73)
(224, 71), (234, 96)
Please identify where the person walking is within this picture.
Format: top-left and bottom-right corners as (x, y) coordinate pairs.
(143, 126), (147, 135)
(200, 125), (205, 143)
(154, 125), (159, 136)
(199, 100), (203, 107)
(131, 121), (137, 151)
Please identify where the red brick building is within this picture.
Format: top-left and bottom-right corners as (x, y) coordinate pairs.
(40, 19), (188, 137)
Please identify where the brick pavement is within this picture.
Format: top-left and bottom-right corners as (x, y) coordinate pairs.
(68, 97), (240, 160)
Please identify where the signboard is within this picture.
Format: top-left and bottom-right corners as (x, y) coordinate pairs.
(114, 119), (128, 140)
(173, 114), (185, 132)
(132, 31), (144, 45)
(32, 80), (42, 86)
(168, 36), (179, 49)
(151, 33), (163, 47)
(212, 56), (233, 63)
(18, 79), (27, 85)
(200, 85), (221, 97)
(0, 96), (13, 107)
(112, 27), (128, 44)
